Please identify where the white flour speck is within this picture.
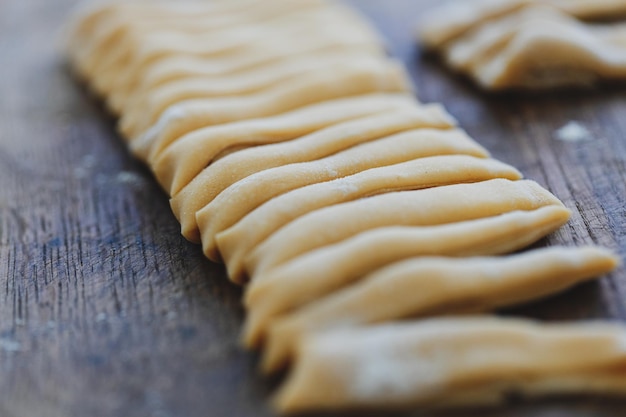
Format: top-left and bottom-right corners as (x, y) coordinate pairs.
(554, 121), (594, 142)
(116, 171), (145, 186)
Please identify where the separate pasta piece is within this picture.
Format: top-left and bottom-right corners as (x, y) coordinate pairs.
(171, 111), (462, 243)
(468, 9), (626, 90)
(197, 135), (501, 260)
(417, 0), (531, 49)
(275, 317), (626, 413)
(153, 93), (420, 194)
(261, 246), (618, 372)
(245, 178), (565, 278)
(120, 51), (388, 137)
(417, 0), (626, 50)
(131, 59), (411, 152)
(217, 155), (522, 284)
(417, 1), (626, 90)
(241, 206), (572, 346)
(443, 5), (550, 74)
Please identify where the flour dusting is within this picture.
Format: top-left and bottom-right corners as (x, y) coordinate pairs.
(554, 121), (594, 142)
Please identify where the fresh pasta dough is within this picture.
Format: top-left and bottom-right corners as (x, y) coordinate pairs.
(245, 179), (565, 278)
(470, 9), (626, 89)
(107, 4), (383, 114)
(66, 0), (623, 413)
(152, 93), (420, 194)
(261, 246), (618, 372)
(132, 59), (412, 153)
(417, 0), (626, 49)
(216, 155), (522, 284)
(417, 0), (626, 89)
(196, 132), (499, 260)
(171, 110), (462, 243)
(275, 317), (626, 413)
(241, 206), (571, 347)
(120, 51), (389, 139)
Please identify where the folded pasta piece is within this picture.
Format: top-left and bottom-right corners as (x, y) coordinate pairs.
(469, 9), (626, 90)
(106, 4), (376, 113)
(131, 59), (411, 152)
(443, 5), (546, 74)
(153, 94), (419, 194)
(171, 110), (460, 243)
(417, 0), (626, 50)
(217, 155), (522, 283)
(200, 145), (509, 262)
(275, 317), (626, 413)
(417, 0), (530, 49)
(241, 206), (571, 347)
(120, 51), (388, 137)
(261, 246), (618, 372)
(245, 179), (564, 278)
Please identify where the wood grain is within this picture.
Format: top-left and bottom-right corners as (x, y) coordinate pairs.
(1, 1), (625, 416)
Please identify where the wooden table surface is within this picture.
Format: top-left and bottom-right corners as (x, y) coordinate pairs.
(2, 0), (626, 416)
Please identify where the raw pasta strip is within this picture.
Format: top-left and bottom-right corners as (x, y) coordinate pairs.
(275, 317), (626, 413)
(96, 4), (383, 101)
(67, 0), (269, 70)
(107, 4), (377, 112)
(153, 94), (419, 195)
(261, 246), (618, 372)
(120, 51), (387, 137)
(245, 179), (564, 277)
(129, 36), (384, 102)
(171, 110), (459, 243)
(73, 0), (327, 82)
(216, 155), (522, 283)
(131, 59), (411, 154)
(197, 132), (492, 259)
(469, 10), (626, 89)
(241, 206), (571, 347)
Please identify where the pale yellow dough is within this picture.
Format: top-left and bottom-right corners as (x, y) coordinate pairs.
(216, 155), (522, 284)
(65, 1), (625, 413)
(171, 109), (459, 244)
(417, 1), (626, 89)
(470, 9), (626, 90)
(120, 51), (388, 139)
(275, 317), (626, 413)
(94, 4), (384, 105)
(69, 0), (327, 80)
(196, 131), (492, 260)
(261, 246), (618, 372)
(131, 59), (411, 154)
(153, 94), (419, 195)
(245, 179), (565, 278)
(241, 206), (572, 347)
(106, 4), (381, 113)
(417, 0), (626, 49)
(122, 38), (384, 110)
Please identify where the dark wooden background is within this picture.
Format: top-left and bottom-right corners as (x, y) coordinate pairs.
(1, 0), (626, 416)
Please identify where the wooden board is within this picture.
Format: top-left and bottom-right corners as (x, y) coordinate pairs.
(1, 0), (625, 416)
